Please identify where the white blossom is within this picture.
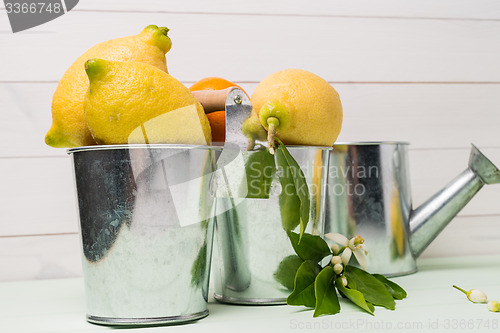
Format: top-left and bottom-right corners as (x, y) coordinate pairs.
(325, 233), (368, 270)
(341, 247), (352, 265)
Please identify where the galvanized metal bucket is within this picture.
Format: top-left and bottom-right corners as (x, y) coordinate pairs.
(68, 144), (220, 326)
(212, 146), (331, 304)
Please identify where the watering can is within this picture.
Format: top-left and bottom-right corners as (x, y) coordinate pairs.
(325, 142), (500, 276)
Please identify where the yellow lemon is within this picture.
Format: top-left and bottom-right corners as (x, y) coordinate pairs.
(45, 25), (172, 148)
(251, 69), (343, 147)
(241, 109), (268, 150)
(83, 59), (211, 145)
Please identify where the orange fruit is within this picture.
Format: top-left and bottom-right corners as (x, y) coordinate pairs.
(190, 77), (249, 143)
(189, 77), (246, 95)
(205, 111), (226, 143)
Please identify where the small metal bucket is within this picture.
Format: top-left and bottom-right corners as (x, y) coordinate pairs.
(68, 144), (220, 326)
(212, 146), (331, 304)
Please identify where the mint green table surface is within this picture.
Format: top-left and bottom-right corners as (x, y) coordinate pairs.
(1, 255), (499, 333)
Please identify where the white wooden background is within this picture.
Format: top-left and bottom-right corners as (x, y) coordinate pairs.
(1, 0), (500, 281)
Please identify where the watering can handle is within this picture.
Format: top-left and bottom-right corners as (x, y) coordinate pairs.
(191, 87), (239, 114)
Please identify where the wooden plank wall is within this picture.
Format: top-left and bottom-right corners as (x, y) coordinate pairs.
(1, 0), (499, 281)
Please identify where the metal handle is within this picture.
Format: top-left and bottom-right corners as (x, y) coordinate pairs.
(191, 87), (238, 113)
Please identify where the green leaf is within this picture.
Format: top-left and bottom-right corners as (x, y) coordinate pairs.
(275, 139), (310, 239)
(372, 274), (407, 300)
(275, 148), (301, 231)
(274, 255), (304, 291)
(346, 274), (357, 289)
(279, 193), (301, 231)
(344, 266), (395, 310)
(288, 231), (331, 263)
(287, 260), (321, 308)
(366, 302), (375, 313)
(243, 148), (276, 199)
(335, 278), (374, 315)
(313, 266), (340, 317)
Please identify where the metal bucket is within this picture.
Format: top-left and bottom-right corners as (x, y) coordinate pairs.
(68, 144), (220, 326)
(212, 146), (331, 304)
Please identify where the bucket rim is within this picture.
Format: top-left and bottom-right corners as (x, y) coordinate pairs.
(275, 145), (333, 150)
(334, 141), (410, 146)
(67, 143), (223, 155)
(67, 143), (333, 155)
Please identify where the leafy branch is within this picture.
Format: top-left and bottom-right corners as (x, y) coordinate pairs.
(272, 141), (407, 317)
(278, 231), (406, 316)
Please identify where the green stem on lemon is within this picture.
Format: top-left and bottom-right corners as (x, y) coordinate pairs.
(247, 137), (256, 151)
(158, 26), (170, 36)
(144, 25), (172, 53)
(85, 59), (107, 82)
(266, 116), (280, 154)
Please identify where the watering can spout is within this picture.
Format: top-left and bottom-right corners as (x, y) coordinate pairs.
(409, 144), (500, 257)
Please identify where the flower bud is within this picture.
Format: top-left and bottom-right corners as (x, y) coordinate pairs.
(467, 289), (488, 303)
(453, 285), (487, 303)
(331, 244), (340, 254)
(333, 263), (343, 275)
(331, 255), (342, 265)
(487, 300), (500, 312)
(341, 276), (348, 287)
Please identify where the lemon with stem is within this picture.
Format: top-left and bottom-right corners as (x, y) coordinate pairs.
(45, 25), (172, 148)
(251, 69), (343, 153)
(84, 59), (211, 145)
